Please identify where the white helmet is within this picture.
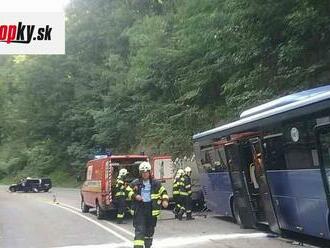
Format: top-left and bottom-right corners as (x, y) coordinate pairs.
(184, 166), (192, 175)
(139, 161), (152, 172)
(176, 169), (184, 178)
(118, 168), (128, 178)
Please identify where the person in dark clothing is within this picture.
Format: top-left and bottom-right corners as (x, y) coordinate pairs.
(178, 166), (194, 220)
(130, 161), (169, 248)
(172, 169), (184, 219)
(114, 168), (130, 224)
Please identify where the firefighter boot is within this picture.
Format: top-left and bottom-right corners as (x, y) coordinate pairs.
(173, 209), (178, 219)
(145, 236), (153, 248)
(177, 209), (184, 221)
(186, 212), (195, 220)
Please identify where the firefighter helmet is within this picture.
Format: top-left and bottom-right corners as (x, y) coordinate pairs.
(118, 168), (128, 178)
(184, 166), (192, 175)
(176, 169), (184, 178)
(139, 161), (152, 172)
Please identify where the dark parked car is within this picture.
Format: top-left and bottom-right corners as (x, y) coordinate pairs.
(39, 178), (52, 192)
(9, 178), (52, 193)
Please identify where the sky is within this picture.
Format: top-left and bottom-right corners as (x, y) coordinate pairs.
(0, 0), (70, 12)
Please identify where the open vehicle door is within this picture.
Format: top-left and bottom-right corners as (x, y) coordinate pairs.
(249, 137), (281, 233)
(225, 142), (257, 228)
(315, 123), (330, 208)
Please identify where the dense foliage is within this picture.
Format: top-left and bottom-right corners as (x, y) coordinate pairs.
(0, 0), (330, 183)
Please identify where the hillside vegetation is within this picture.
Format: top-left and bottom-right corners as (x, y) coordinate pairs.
(0, 0), (330, 184)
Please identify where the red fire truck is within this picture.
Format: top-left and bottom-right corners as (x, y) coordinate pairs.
(80, 154), (148, 219)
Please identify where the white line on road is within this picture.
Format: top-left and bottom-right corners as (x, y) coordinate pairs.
(58, 202), (135, 237)
(54, 232), (269, 248)
(154, 232), (269, 247)
(51, 203), (131, 243)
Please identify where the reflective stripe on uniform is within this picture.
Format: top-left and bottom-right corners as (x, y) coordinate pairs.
(180, 192), (188, 196)
(117, 213), (124, 218)
(128, 191), (134, 199)
(185, 184), (191, 189)
(151, 193), (160, 200)
(134, 240), (144, 246)
(162, 194), (169, 200)
(159, 186), (166, 195)
(173, 191), (179, 195)
(115, 192), (125, 196)
(152, 210), (161, 216)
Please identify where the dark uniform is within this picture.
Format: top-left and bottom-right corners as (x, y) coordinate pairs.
(183, 174), (193, 220)
(130, 178), (168, 248)
(172, 177), (180, 218)
(176, 176), (186, 220)
(114, 177), (132, 223)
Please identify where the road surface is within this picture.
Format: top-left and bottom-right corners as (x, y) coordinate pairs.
(0, 185), (316, 248)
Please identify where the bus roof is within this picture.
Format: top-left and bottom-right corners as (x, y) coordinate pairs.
(193, 86), (330, 142)
(240, 85), (330, 118)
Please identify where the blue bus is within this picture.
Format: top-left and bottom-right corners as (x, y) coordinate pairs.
(193, 85), (330, 240)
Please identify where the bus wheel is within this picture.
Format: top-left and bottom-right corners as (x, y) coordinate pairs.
(81, 199), (90, 213)
(96, 202), (105, 219)
(233, 199), (242, 225)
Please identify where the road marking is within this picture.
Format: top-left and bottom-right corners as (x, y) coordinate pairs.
(50, 203), (131, 243)
(53, 232), (269, 248)
(19, 193), (135, 239)
(154, 233), (269, 247)
(58, 202), (135, 237)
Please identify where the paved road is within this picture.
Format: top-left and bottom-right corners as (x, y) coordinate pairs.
(0, 185), (309, 248)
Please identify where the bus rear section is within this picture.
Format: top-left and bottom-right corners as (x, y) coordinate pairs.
(80, 155), (148, 219)
(195, 142), (234, 218)
(151, 156), (175, 200)
(152, 155), (203, 206)
(173, 156), (204, 206)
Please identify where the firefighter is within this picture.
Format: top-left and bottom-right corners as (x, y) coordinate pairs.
(114, 168), (129, 224)
(131, 161), (169, 248)
(172, 169), (184, 218)
(178, 166), (194, 220)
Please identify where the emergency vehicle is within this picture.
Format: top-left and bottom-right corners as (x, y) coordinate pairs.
(150, 156), (175, 199)
(151, 155), (203, 205)
(80, 154), (148, 219)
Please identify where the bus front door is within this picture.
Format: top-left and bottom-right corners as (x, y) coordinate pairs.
(225, 142), (257, 228)
(249, 138), (281, 234)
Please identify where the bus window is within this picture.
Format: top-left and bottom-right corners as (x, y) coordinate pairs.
(283, 124), (317, 169)
(264, 135), (287, 170)
(284, 143), (315, 169)
(215, 147), (228, 172)
(200, 147), (226, 173)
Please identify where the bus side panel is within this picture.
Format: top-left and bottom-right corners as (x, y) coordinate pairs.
(200, 172), (233, 217)
(267, 169), (330, 239)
